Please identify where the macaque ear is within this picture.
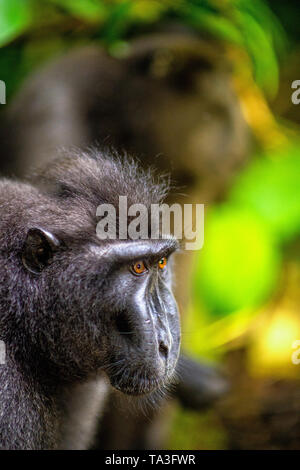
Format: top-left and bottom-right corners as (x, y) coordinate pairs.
(22, 228), (60, 274)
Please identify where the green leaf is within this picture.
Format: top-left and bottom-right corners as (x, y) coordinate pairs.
(99, 1), (133, 44)
(180, 4), (244, 45)
(235, 10), (279, 96)
(0, 0), (33, 47)
(48, 0), (107, 22)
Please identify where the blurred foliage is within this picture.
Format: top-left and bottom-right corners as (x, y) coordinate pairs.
(187, 142), (300, 360)
(167, 407), (227, 450)
(230, 147), (300, 244)
(0, 0), (32, 46)
(195, 206), (280, 315)
(0, 0), (287, 99)
(194, 143), (300, 317)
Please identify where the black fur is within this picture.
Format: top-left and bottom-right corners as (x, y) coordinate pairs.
(0, 150), (180, 449)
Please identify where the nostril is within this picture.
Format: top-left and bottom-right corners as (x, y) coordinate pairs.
(159, 341), (169, 359)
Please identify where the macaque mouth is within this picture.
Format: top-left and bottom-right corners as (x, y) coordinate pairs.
(106, 361), (176, 396)
(110, 375), (165, 396)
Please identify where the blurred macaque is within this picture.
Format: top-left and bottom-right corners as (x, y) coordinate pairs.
(0, 32), (250, 200)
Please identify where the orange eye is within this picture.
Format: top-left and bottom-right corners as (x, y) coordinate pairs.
(158, 257), (167, 269)
(132, 260), (147, 275)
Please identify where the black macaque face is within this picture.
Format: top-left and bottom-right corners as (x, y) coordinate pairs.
(22, 228), (181, 395)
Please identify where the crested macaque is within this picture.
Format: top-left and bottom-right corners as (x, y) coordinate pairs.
(0, 31), (234, 449)
(0, 30), (250, 318)
(0, 150), (181, 449)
